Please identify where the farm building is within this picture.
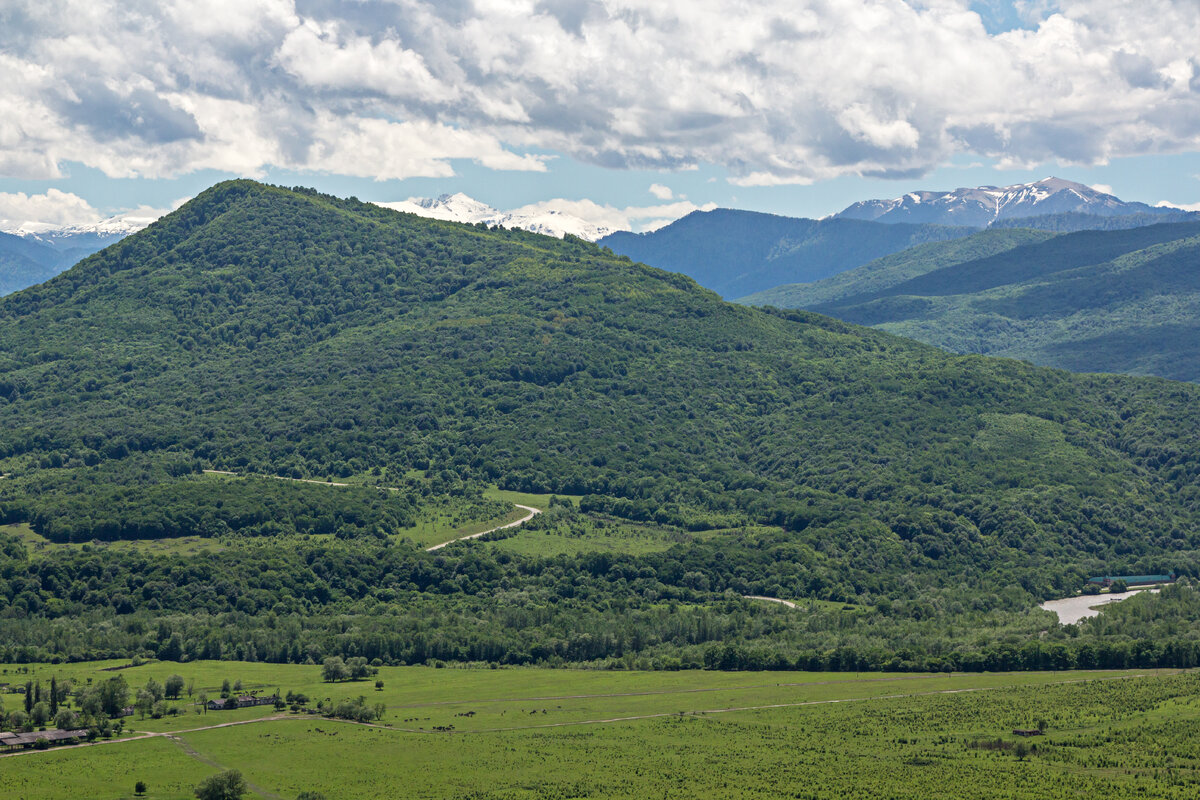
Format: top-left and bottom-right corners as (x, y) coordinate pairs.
(207, 694), (278, 710)
(0, 729), (88, 751)
(1012, 729), (1044, 737)
(1087, 573), (1175, 588)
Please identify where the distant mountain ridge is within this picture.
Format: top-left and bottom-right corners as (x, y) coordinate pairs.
(378, 193), (616, 241)
(741, 221), (1200, 383)
(835, 177), (1185, 228)
(0, 214), (152, 296)
(598, 209), (974, 298)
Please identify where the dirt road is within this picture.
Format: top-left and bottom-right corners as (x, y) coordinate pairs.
(425, 504), (541, 551)
(743, 595), (798, 609)
(199, 469), (541, 549)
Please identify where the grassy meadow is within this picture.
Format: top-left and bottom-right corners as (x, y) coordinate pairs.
(3, 662), (1199, 799)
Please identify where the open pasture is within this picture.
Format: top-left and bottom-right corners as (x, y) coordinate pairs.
(3, 664), (1198, 799)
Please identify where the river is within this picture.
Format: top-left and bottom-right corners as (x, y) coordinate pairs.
(1039, 587), (1160, 625)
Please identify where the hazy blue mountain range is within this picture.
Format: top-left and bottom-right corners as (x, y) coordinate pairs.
(991, 209), (1200, 233)
(741, 222), (1200, 383)
(597, 209), (974, 298)
(0, 231), (74, 296)
(0, 225), (133, 296)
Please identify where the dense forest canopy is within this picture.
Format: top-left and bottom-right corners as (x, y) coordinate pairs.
(1, 180), (1199, 668)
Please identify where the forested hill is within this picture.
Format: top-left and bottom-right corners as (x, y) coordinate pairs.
(1, 180), (1200, 594)
(740, 222), (1200, 383)
(597, 208), (974, 298)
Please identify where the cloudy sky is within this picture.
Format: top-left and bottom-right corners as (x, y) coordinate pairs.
(2, 0), (1200, 231)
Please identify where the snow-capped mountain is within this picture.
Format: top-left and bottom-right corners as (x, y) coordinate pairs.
(0, 214), (156, 296)
(9, 214), (154, 252)
(378, 193), (618, 241)
(834, 178), (1172, 227)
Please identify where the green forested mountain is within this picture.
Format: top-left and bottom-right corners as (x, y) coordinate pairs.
(2, 181), (1200, 668)
(742, 222), (1200, 383)
(597, 208), (974, 297)
(992, 209), (1200, 233)
(738, 229), (1056, 308)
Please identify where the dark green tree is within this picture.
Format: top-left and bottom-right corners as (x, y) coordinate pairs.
(98, 675), (129, 718)
(165, 674), (186, 699)
(194, 770), (246, 800)
(321, 657), (348, 682)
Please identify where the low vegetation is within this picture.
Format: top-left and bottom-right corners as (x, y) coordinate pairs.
(3, 662), (1199, 799)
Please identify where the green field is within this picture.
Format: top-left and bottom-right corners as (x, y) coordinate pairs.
(0, 523), (227, 559)
(3, 663), (1198, 799)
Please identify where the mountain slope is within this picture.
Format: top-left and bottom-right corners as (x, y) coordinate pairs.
(836, 177), (1185, 227)
(739, 228), (1057, 308)
(992, 209), (1200, 233)
(598, 208), (975, 297)
(1, 180), (1199, 597)
(744, 222), (1200, 382)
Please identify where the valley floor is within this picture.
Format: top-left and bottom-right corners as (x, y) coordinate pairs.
(2, 662), (1198, 798)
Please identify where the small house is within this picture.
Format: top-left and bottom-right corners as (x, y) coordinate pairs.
(1012, 729), (1043, 737)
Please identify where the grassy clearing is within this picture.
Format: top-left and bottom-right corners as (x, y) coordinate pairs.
(0, 523), (225, 559)
(482, 487), (580, 509)
(400, 503), (530, 548)
(491, 519), (687, 556)
(397, 486), (579, 548)
(2, 665), (1198, 799)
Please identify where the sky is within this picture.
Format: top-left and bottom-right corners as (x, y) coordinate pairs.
(1, 0), (1200, 232)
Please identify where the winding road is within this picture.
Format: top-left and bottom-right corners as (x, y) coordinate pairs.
(743, 595), (798, 609)
(425, 504), (541, 551)
(200, 469), (542, 550)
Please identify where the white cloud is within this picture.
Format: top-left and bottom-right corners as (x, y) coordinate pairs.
(275, 20), (456, 106)
(1090, 183), (1115, 195)
(0, 188), (99, 230)
(1156, 200), (1200, 212)
(507, 197), (718, 233)
(0, 0), (1198, 185)
(648, 183), (674, 200)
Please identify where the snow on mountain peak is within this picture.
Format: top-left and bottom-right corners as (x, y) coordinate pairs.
(834, 177), (1160, 227)
(375, 193), (619, 241)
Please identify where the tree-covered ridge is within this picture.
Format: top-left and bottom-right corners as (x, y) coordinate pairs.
(0, 457), (443, 543)
(741, 222), (1200, 383)
(736, 228), (1055, 307)
(0, 180), (1199, 580)
(991, 209), (1200, 233)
